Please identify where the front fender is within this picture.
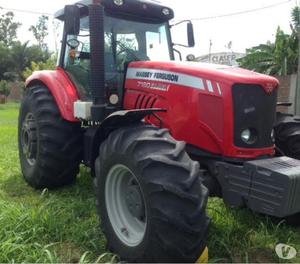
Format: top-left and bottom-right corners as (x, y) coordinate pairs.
(25, 67), (80, 122)
(86, 109), (166, 175)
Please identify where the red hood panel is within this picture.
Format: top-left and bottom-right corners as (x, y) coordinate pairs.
(124, 60), (277, 158)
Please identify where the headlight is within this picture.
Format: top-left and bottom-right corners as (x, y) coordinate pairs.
(241, 129), (251, 142)
(109, 94), (119, 105)
(241, 128), (257, 144)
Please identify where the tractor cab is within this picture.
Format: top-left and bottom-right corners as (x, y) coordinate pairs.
(55, 0), (176, 103)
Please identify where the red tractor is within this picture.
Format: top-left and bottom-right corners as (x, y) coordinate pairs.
(18, 0), (300, 262)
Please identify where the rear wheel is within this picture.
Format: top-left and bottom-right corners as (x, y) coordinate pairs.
(274, 112), (300, 159)
(274, 112), (300, 225)
(95, 124), (210, 263)
(18, 85), (83, 189)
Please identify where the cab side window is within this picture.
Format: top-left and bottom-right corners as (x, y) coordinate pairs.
(64, 16), (91, 99)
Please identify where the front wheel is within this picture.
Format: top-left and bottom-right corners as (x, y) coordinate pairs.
(95, 125), (210, 263)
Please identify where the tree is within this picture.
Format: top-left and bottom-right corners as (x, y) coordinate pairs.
(26, 44), (50, 64)
(291, 6), (300, 31)
(273, 26), (297, 75)
(237, 42), (275, 73)
(291, 6), (300, 114)
(290, 6), (300, 74)
(52, 20), (62, 53)
(0, 43), (14, 79)
(8, 41), (50, 80)
(0, 12), (21, 47)
(29, 15), (49, 50)
(238, 27), (298, 76)
(8, 41), (31, 79)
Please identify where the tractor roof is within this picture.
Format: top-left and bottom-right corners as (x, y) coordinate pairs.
(54, 0), (173, 22)
(54, 0), (93, 20)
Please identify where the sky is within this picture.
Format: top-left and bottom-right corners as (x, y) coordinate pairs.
(0, 0), (297, 58)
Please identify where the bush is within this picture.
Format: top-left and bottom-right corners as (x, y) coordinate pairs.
(23, 55), (57, 80)
(0, 80), (11, 97)
(0, 80), (11, 104)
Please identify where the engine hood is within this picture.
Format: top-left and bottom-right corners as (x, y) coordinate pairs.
(127, 61), (279, 93)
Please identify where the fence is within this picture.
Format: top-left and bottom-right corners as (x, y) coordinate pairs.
(276, 74), (297, 114)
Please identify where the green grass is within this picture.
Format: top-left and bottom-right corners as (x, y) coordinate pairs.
(0, 102), (299, 263)
(0, 103), (112, 263)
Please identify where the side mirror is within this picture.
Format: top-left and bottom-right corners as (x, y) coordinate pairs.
(64, 5), (80, 35)
(187, 22), (195, 47)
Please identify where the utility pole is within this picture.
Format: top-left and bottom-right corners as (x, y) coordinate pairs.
(296, 5), (300, 114)
(209, 39), (212, 63)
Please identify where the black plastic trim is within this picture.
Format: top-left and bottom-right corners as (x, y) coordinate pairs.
(232, 84), (277, 149)
(83, 108), (166, 175)
(216, 157), (300, 217)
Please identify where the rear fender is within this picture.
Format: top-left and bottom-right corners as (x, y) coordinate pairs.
(25, 68), (80, 122)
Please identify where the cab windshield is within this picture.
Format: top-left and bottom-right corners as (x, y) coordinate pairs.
(104, 15), (172, 63)
(64, 15), (172, 99)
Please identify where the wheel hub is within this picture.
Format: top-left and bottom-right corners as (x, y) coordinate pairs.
(21, 113), (37, 165)
(105, 164), (147, 247)
(126, 183), (145, 220)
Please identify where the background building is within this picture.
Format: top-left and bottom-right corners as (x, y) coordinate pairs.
(196, 52), (245, 66)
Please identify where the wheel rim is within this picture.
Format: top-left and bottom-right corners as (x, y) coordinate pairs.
(105, 164), (146, 247)
(21, 113), (37, 166)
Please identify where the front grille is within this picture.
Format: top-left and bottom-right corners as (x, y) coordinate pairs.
(232, 84), (277, 148)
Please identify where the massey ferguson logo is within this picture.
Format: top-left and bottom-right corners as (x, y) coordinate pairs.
(136, 71), (179, 83)
(126, 67), (207, 91)
(265, 83), (275, 94)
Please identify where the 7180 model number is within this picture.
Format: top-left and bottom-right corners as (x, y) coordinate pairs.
(137, 81), (170, 91)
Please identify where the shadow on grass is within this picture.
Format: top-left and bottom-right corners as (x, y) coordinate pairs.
(1, 166), (94, 199)
(1, 173), (34, 198)
(207, 198), (300, 263)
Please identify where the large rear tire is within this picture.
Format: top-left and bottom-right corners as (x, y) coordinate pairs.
(95, 124), (210, 263)
(274, 112), (300, 159)
(18, 85), (83, 189)
(274, 112), (300, 225)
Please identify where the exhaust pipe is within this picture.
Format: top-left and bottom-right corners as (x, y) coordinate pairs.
(89, 4), (106, 121)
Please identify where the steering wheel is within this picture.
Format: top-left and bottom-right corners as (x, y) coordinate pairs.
(116, 42), (150, 70)
(67, 38), (81, 49)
